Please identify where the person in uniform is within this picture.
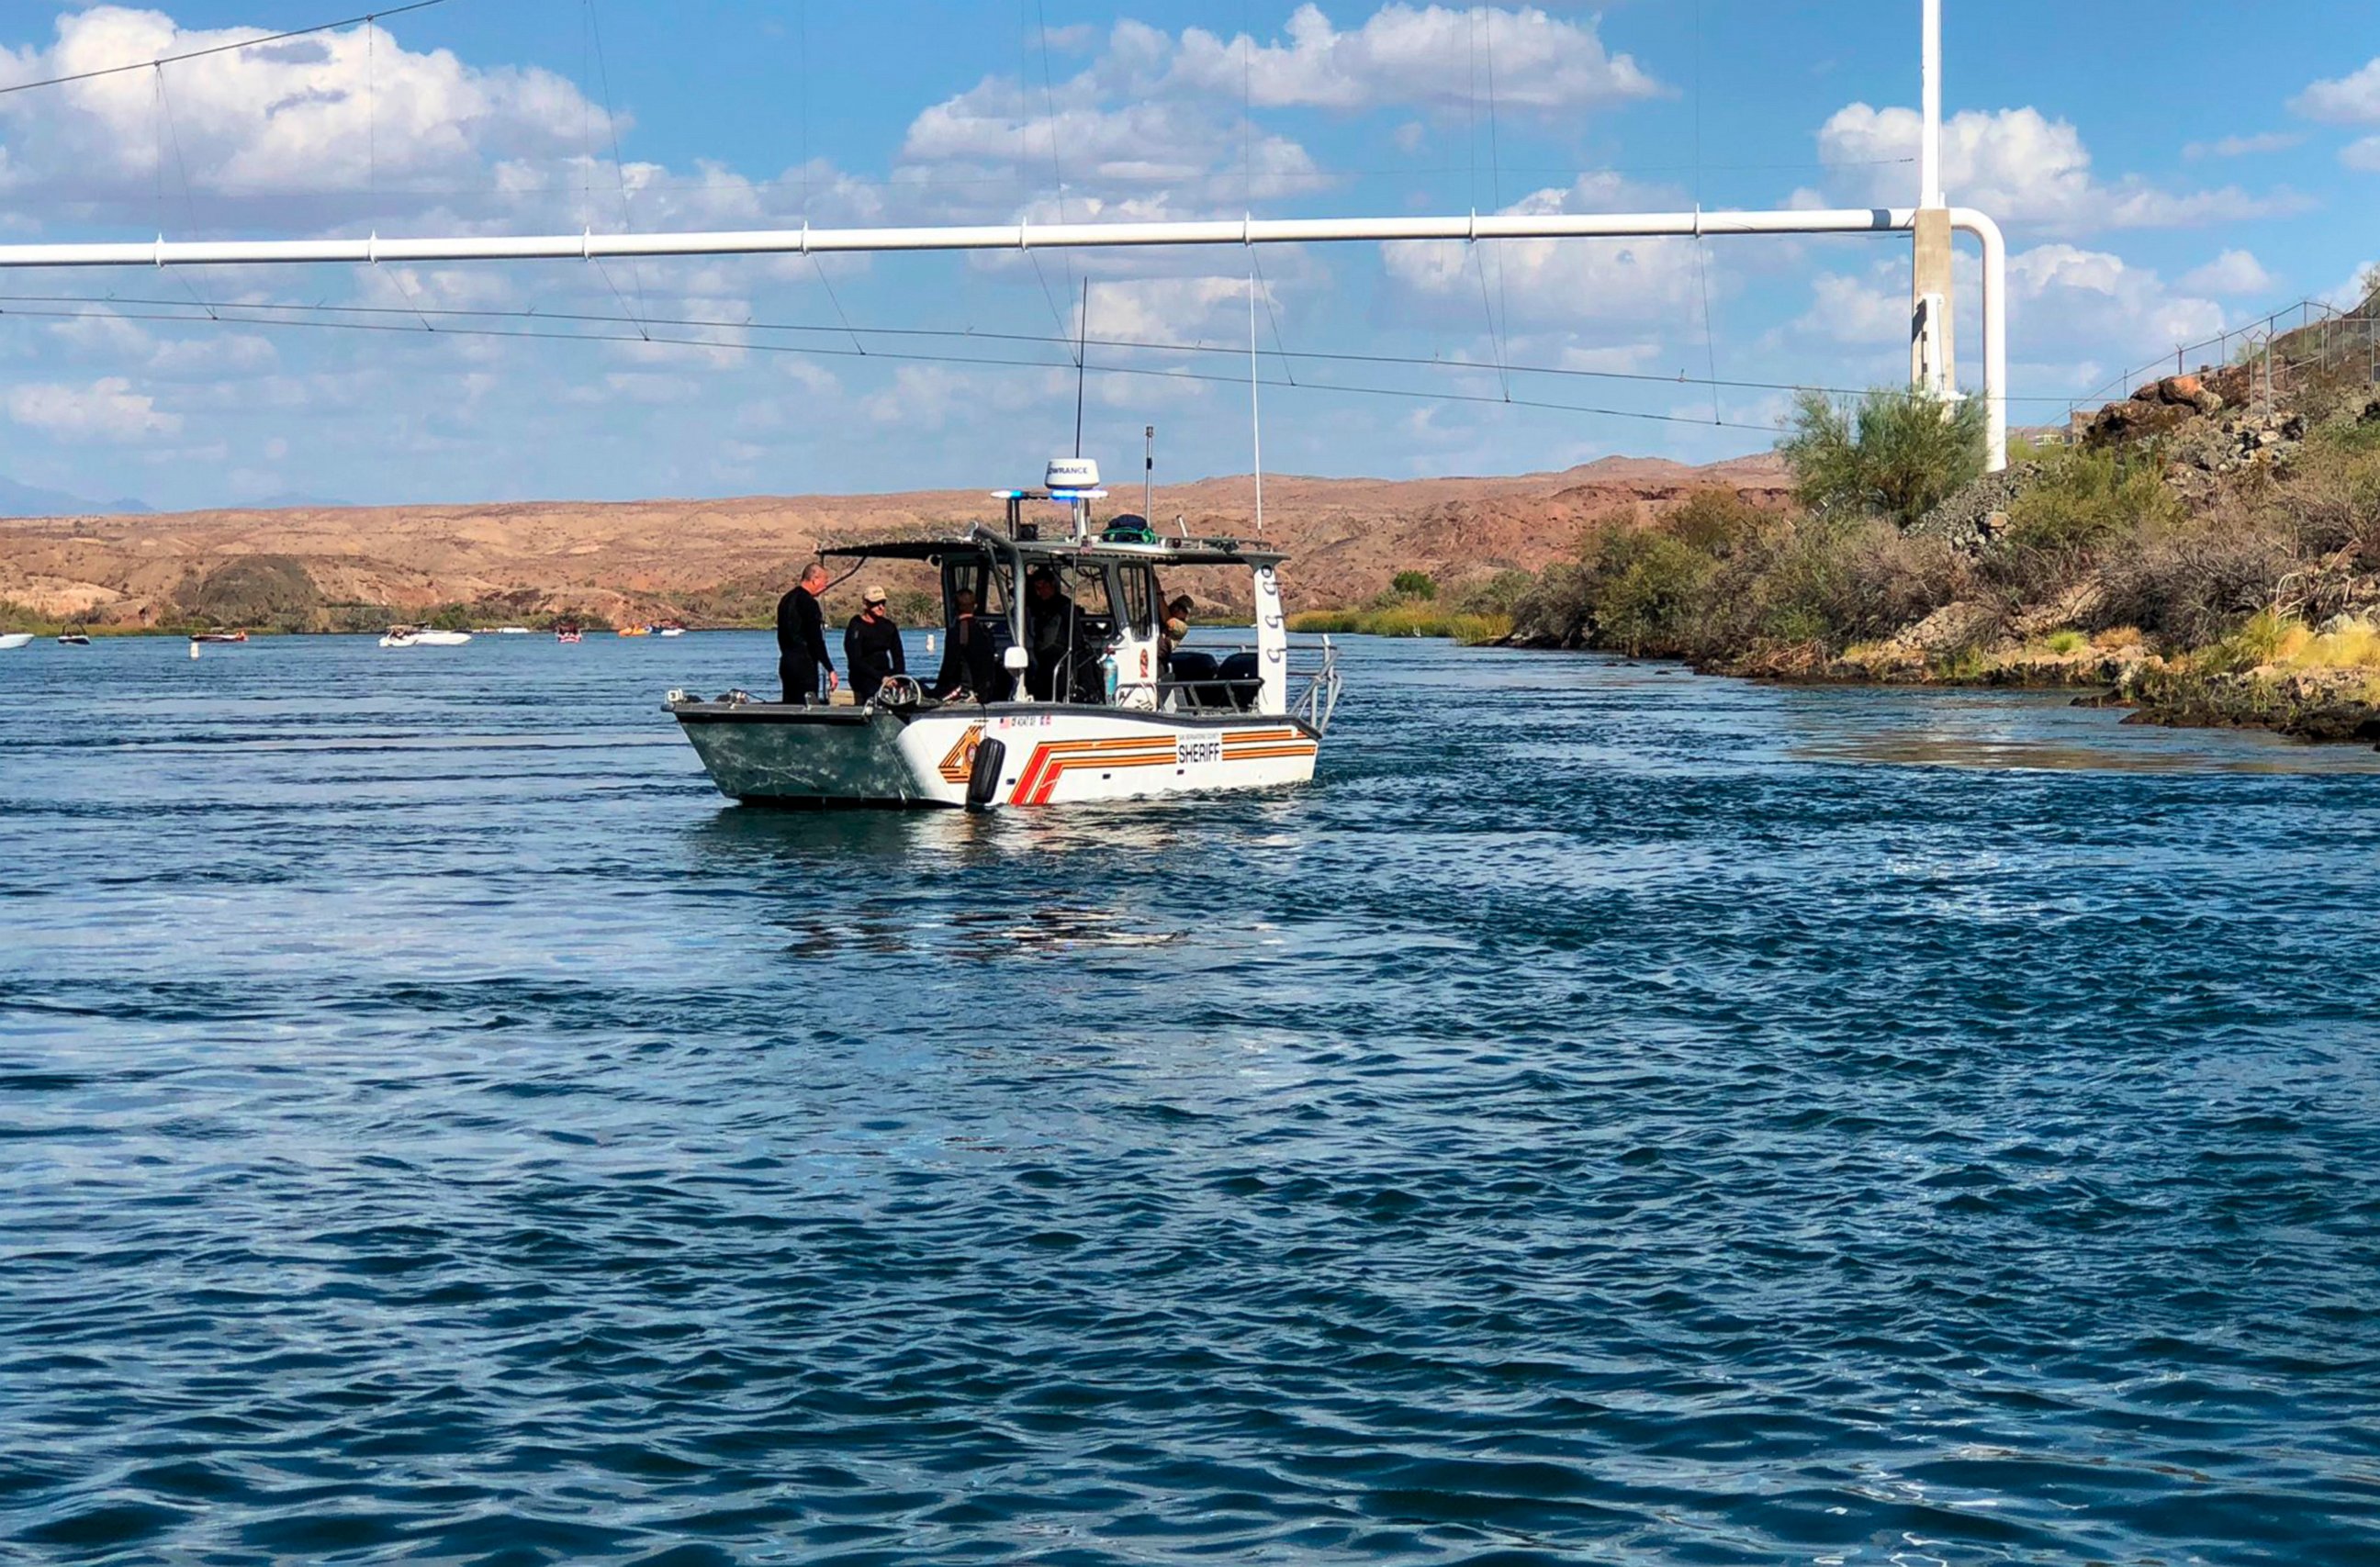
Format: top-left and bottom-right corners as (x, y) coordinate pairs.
(775, 563), (836, 704)
(842, 585), (906, 706)
(932, 588), (999, 700)
(1024, 566), (1075, 701)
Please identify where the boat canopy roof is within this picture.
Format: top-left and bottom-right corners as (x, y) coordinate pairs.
(820, 527), (1285, 569)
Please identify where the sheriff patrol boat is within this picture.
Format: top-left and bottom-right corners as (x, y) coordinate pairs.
(666, 459), (1341, 810)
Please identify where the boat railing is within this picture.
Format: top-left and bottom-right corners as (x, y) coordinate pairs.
(1142, 635), (1340, 731)
(1290, 637), (1342, 733)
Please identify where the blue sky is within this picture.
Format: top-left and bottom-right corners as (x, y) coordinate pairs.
(0, 0), (2371, 510)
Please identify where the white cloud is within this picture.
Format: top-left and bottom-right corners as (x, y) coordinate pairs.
(0, 9), (593, 206)
(147, 332), (278, 376)
(6, 376), (181, 441)
(1380, 172), (1704, 330)
(2344, 135), (2380, 173)
(2009, 244), (2225, 356)
(899, 84), (1322, 222)
(2292, 58), (2380, 125)
(1817, 104), (2304, 231)
(1083, 274), (1270, 346)
(893, 3), (1655, 233)
(1788, 245), (2227, 387)
(1151, 4), (1661, 117)
(2182, 131), (2303, 160)
(2178, 250), (2275, 297)
(1790, 270), (1911, 346)
(859, 364), (1067, 429)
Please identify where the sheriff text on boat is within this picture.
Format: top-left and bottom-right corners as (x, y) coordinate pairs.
(667, 458), (1342, 810)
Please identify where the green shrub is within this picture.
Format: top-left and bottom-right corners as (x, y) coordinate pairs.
(2003, 446), (2179, 555)
(1752, 514), (1964, 652)
(1780, 386), (1989, 529)
(1659, 488), (1771, 558)
(1390, 570), (1438, 600)
(2205, 608), (2293, 671)
(1508, 561), (1600, 648)
(2043, 629), (2088, 655)
(1589, 530), (1712, 655)
(1452, 568), (1534, 617)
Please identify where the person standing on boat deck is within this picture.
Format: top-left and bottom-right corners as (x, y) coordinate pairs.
(843, 586), (906, 706)
(932, 588), (998, 700)
(1024, 566), (1075, 701)
(776, 563), (836, 704)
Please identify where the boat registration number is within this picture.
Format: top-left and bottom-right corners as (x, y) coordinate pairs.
(1176, 736), (1221, 766)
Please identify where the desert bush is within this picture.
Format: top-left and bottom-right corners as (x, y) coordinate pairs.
(1590, 530), (1713, 656)
(2282, 422), (2380, 561)
(1452, 568), (1534, 617)
(1508, 507), (1963, 661)
(1659, 488), (1772, 558)
(1780, 386), (1989, 528)
(1750, 514), (1966, 652)
(2002, 446), (2179, 555)
(1389, 570), (1438, 600)
(1507, 562), (1600, 648)
(1287, 604), (1507, 642)
(2092, 519), (2296, 647)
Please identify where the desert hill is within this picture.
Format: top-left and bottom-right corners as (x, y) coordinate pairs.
(0, 453), (1789, 630)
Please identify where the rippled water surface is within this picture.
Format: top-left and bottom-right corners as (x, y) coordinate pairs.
(6, 632), (2380, 1565)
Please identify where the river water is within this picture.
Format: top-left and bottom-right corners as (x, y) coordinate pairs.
(4, 632), (2378, 1564)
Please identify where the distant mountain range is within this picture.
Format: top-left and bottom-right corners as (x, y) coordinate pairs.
(0, 476), (152, 517)
(0, 456), (1792, 629)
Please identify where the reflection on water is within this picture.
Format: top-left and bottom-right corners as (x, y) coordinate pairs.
(4, 633), (2379, 1565)
(1772, 682), (2380, 774)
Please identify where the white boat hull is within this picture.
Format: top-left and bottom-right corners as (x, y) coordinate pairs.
(0, 632), (33, 651)
(669, 701), (1319, 808)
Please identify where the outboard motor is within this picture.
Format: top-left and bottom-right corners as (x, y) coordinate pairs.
(964, 736), (1007, 813)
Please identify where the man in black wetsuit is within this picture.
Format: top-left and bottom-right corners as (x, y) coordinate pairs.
(842, 585), (905, 706)
(775, 563), (836, 704)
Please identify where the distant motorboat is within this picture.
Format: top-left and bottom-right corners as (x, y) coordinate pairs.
(617, 624), (651, 637)
(58, 632), (91, 645)
(656, 624), (687, 637)
(555, 623), (584, 644)
(494, 626), (532, 634)
(381, 626), (470, 648)
(0, 632), (32, 651)
(191, 631), (248, 644)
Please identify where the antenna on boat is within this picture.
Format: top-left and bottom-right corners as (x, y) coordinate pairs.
(1072, 278), (1090, 459)
(1248, 250), (1263, 537)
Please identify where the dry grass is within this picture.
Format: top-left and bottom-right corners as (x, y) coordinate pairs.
(2274, 615), (2380, 670)
(1288, 605), (1511, 644)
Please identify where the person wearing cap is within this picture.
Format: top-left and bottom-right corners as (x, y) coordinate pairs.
(843, 585), (906, 706)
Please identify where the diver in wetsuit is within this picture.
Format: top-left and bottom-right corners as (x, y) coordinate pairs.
(775, 563), (837, 704)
